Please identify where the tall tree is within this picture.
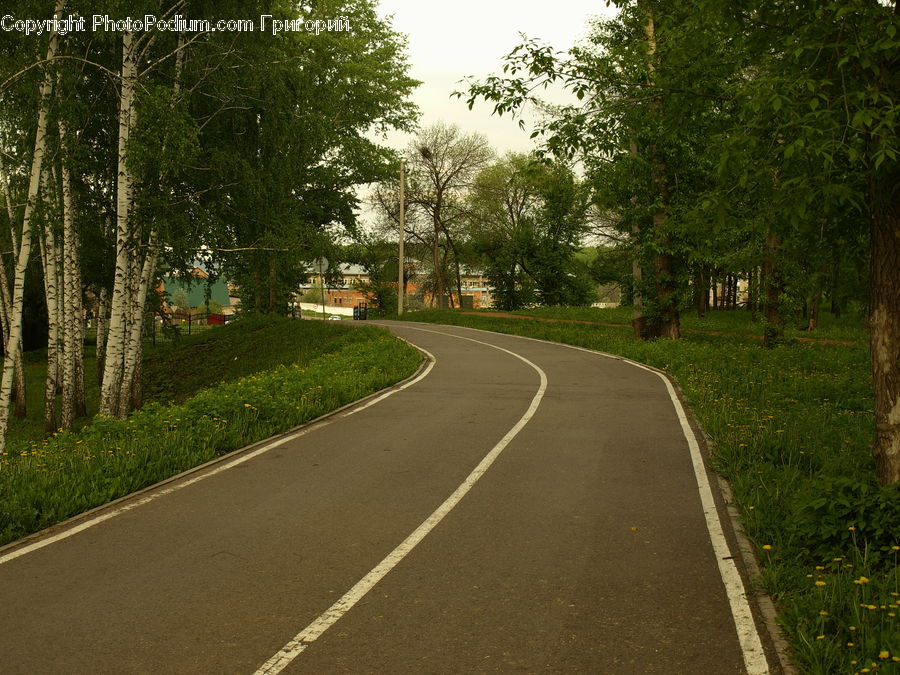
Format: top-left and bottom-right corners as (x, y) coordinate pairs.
(0, 0), (63, 449)
(709, 0), (899, 482)
(402, 123), (493, 308)
(205, 0), (419, 315)
(467, 154), (592, 309)
(464, 1), (733, 338)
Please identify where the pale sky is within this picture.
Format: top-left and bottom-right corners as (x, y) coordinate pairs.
(374, 1), (618, 154)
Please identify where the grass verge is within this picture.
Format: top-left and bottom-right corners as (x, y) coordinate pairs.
(0, 317), (422, 547)
(490, 305), (867, 344)
(399, 308), (898, 674)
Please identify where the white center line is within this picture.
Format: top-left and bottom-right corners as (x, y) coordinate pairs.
(254, 328), (548, 675)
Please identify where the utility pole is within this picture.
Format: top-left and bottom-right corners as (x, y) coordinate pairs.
(319, 258), (326, 319)
(398, 158), (405, 316)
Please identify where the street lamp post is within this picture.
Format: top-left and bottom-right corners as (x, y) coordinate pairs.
(398, 158), (405, 316)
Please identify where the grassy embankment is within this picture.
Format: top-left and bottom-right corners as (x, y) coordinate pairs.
(0, 316), (422, 548)
(399, 307), (898, 675)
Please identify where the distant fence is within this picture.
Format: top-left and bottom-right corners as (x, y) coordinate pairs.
(144, 312), (230, 344)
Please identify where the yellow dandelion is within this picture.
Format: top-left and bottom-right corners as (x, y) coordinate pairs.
(854, 576), (870, 585)
(879, 651), (890, 659)
(815, 580), (827, 587)
(762, 544), (773, 550)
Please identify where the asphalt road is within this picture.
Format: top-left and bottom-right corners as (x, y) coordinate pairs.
(0, 321), (775, 674)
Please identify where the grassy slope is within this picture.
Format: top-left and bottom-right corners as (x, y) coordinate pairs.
(142, 315), (364, 404)
(0, 317), (422, 547)
(398, 308), (898, 674)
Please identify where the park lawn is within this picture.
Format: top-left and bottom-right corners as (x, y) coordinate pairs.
(399, 308), (898, 675)
(484, 305), (867, 344)
(0, 316), (422, 548)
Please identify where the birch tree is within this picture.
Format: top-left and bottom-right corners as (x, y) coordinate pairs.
(0, 0), (63, 449)
(0, 167), (29, 419)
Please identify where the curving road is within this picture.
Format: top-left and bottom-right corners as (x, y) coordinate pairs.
(0, 322), (776, 673)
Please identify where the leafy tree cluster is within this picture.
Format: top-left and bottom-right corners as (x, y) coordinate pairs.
(369, 124), (598, 312)
(463, 0), (899, 483)
(0, 0), (417, 440)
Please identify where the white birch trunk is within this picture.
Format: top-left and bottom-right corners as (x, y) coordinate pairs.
(99, 31), (137, 417)
(1, 166), (28, 418)
(39, 187), (62, 433)
(0, 2), (62, 450)
(96, 286), (109, 387)
(59, 115), (83, 429)
(112, 243), (139, 417)
(119, 241), (156, 415)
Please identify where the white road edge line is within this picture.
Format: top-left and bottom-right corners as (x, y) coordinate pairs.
(425, 322), (770, 675)
(0, 349), (437, 567)
(254, 328), (548, 675)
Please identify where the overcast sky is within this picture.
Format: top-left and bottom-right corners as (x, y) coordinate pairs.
(374, 1), (618, 155)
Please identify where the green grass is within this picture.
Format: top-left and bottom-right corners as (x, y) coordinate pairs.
(484, 305), (868, 344)
(0, 316), (422, 547)
(6, 349), (102, 445)
(142, 315), (360, 404)
(399, 308), (898, 674)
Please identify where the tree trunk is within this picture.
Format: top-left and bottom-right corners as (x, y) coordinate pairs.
(130, 341), (143, 411)
(763, 229), (784, 347)
(59, 115), (84, 429)
(869, 170), (900, 485)
(118, 242), (156, 416)
(694, 269), (708, 318)
(267, 257), (278, 313)
(748, 267), (759, 319)
(806, 267), (825, 333)
(39, 179), (62, 434)
(96, 286), (109, 387)
(628, 140), (645, 337)
(432, 195), (443, 308)
(0, 255), (27, 419)
(639, 4), (679, 340)
(829, 246), (842, 317)
(631, 250), (645, 338)
(0, 5), (61, 449)
(100, 31), (137, 417)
